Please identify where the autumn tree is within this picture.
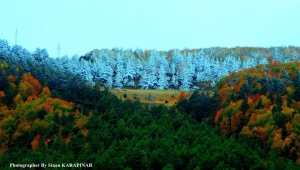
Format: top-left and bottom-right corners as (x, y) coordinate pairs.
(178, 91), (187, 101)
(18, 73), (42, 100)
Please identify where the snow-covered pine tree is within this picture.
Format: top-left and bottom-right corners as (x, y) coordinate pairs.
(157, 63), (169, 90)
(114, 53), (124, 89)
(179, 66), (192, 90)
(0, 39), (10, 60)
(102, 53), (114, 88)
(242, 58), (256, 69)
(139, 53), (156, 89)
(124, 57), (136, 87)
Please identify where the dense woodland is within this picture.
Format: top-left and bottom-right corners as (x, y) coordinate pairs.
(213, 59), (300, 162)
(1, 40), (300, 169)
(1, 39), (300, 90)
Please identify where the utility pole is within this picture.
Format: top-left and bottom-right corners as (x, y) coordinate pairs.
(57, 44), (61, 58)
(148, 92), (153, 110)
(15, 29), (18, 45)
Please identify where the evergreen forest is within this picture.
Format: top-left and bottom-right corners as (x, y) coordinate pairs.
(1, 39), (300, 169)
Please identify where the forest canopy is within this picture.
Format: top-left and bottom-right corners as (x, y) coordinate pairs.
(1, 39), (300, 169)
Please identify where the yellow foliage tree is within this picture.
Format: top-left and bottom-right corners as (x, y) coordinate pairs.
(40, 87), (51, 97)
(14, 93), (23, 104)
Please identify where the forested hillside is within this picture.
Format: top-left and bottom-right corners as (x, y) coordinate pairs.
(1, 39), (300, 90)
(2, 39), (300, 169)
(215, 59), (300, 163)
(0, 59), (299, 169)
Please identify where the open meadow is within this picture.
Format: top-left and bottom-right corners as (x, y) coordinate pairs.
(109, 88), (193, 106)
(106, 88), (212, 106)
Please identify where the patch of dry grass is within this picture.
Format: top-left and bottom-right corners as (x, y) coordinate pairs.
(109, 89), (193, 106)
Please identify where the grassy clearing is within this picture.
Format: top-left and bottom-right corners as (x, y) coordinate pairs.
(100, 81), (214, 106)
(108, 89), (193, 106)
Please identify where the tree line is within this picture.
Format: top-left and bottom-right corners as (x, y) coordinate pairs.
(1, 59), (300, 169)
(1, 39), (300, 90)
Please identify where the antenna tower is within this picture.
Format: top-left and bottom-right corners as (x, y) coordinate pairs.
(15, 29), (18, 45)
(57, 44), (61, 58)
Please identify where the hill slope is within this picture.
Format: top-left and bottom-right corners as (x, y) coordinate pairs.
(215, 60), (300, 162)
(1, 60), (300, 169)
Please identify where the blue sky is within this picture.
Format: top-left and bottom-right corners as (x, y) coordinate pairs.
(1, 0), (300, 58)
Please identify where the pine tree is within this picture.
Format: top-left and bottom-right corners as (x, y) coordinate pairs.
(179, 67), (192, 90)
(292, 71), (300, 101)
(170, 74), (178, 89)
(0, 39), (10, 60)
(240, 95), (249, 113)
(33, 48), (49, 62)
(273, 78), (285, 94)
(255, 97), (263, 109)
(114, 54), (124, 89)
(282, 68), (292, 85)
(157, 64), (169, 90)
(139, 53), (156, 89)
(260, 73), (273, 94)
(237, 80), (250, 100)
(124, 58), (136, 86)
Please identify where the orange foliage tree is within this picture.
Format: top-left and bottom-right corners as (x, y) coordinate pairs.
(18, 73), (42, 100)
(31, 134), (40, 151)
(0, 91), (5, 105)
(0, 91), (5, 98)
(178, 91), (187, 101)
